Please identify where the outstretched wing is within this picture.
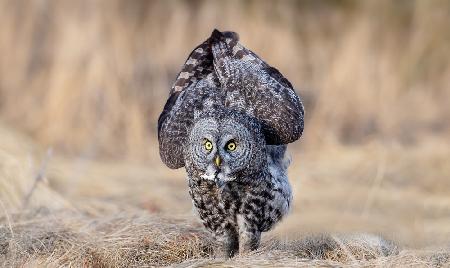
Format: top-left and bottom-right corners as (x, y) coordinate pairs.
(210, 29), (304, 145)
(158, 30), (304, 169)
(158, 39), (220, 169)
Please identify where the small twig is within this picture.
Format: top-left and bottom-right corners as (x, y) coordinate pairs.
(22, 148), (53, 209)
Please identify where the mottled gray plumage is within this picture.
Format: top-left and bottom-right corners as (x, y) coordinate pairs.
(158, 30), (304, 257)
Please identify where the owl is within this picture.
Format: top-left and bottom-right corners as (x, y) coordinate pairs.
(158, 30), (304, 258)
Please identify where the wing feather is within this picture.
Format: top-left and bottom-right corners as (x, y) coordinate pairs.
(158, 39), (219, 169)
(210, 30), (304, 144)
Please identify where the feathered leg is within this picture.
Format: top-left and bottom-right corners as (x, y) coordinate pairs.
(237, 214), (261, 253)
(217, 227), (239, 258)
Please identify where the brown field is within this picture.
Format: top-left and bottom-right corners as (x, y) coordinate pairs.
(1, 1), (449, 267)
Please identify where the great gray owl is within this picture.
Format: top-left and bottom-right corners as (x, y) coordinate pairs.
(158, 30), (304, 258)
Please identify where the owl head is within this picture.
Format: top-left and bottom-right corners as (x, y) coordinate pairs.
(185, 109), (266, 187)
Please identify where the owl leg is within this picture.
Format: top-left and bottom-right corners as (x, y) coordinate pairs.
(237, 214), (261, 253)
(216, 225), (239, 258)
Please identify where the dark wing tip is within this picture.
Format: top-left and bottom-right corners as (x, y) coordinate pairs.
(211, 29), (239, 42)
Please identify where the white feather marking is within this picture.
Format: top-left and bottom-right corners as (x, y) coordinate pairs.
(178, 72), (192, 79)
(242, 54), (255, 62)
(232, 45), (243, 56)
(201, 173), (216, 181)
(186, 58), (198, 65)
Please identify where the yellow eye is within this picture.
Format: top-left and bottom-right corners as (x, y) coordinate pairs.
(226, 141), (236, 151)
(204, 140), (213, 151)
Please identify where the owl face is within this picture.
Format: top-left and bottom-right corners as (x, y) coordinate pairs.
(186, 114), (265, 187)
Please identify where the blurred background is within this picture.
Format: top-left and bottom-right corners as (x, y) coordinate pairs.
(1, 0), (449, 251)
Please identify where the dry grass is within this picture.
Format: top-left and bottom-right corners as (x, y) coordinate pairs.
(1, 0), (450, 267)
(0, 0), (449, 158)
(0, 210), (448, 267)
(1, 211), (214, 267)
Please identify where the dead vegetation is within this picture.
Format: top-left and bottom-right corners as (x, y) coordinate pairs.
(0, 209), (407, 267)
(0, 209), (448, 267)
(0, 0), (449, 158)
(0, 211), (214, 267)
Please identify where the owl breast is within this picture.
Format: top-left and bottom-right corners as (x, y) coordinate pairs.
(187, 144), (291, 236)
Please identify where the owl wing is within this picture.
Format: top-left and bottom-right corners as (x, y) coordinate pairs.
(158, 30), (304, 168)
(210, 30), (304, 145)
(158, 40), (221, 169)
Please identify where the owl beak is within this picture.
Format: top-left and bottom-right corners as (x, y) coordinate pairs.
(214, 155), (221, 167)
